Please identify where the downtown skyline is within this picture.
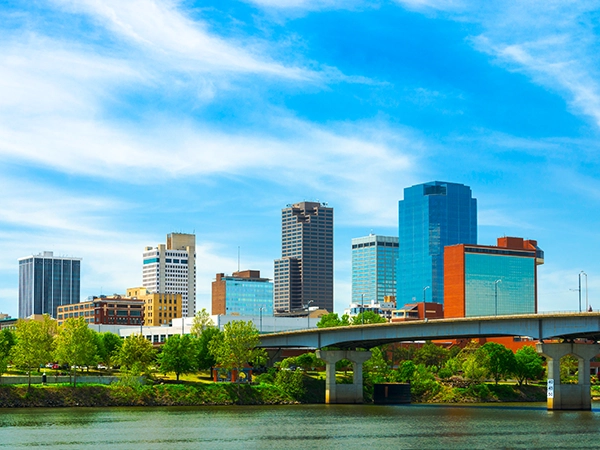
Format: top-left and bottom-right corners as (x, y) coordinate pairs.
(1, 1), (600, 315)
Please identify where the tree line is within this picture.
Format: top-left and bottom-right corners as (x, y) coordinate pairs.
(0, 309), (266, 387)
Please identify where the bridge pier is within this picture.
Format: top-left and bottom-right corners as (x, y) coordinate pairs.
(316, 350), (371, 404)
(536, 342), (600, 410)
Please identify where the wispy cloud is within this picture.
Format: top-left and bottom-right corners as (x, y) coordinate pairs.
(50, 0), (315, 80)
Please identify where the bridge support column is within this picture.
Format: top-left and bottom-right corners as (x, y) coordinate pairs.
(536, 342), (600, 410)
(316, 350), (371, 404)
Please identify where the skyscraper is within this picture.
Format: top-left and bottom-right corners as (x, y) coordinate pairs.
(398, 181), (477, 306)
(351, 234), (398, 304)
(18, 251), (81, 319)
(142, 233), (196, 317)
(274, 201), (333, 314)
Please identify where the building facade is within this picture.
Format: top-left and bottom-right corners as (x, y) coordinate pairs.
(142, 233), (196, 318)
(18, 251), (81, 319)
(126, 287), (182, 326)
(274, 201), (333, 314)
(352, 234), (398, 305)
(397, 181), (477, 306)
(56, 295), (144, 326)
(444, 237), (544, 318)
(212, 270), (273, 316)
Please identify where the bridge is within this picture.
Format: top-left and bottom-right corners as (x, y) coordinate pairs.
(259, 312), (600, 410)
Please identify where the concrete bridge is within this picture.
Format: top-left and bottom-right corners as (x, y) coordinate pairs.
(259, 312), (600, 409)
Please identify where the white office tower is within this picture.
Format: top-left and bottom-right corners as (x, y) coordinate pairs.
(142, 233), (196, 317)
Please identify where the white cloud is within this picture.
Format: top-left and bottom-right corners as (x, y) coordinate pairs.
(51, 0), (315, 80)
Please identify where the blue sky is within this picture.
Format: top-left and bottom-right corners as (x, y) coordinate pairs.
(2, 0), (600, 316)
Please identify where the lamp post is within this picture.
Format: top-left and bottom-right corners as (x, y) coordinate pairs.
(304, 300), (314, 329)
(578, 271), (587, 313)
(494, 279), (502, 316)
(259, 307), (264, 333)
(423, 286), (430, 303)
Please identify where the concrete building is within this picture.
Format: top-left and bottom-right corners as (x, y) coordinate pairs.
(274, 201), (333, 314)
(126, 287), (182, 326)
(352, 234), (398, 305)
(57, 295), (144, 326)
(142, 233), (196, 318)
(18, 251), (81, 319)
(444, 237), (544, 318)
(397, 181), (477, 307)
(212, 270), (273, 316)
(344, 298), (397, 321)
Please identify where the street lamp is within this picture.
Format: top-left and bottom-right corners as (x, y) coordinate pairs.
(494, 279), (502, 316)
(578, 271), (587, 313)
(304, 300), (314, 329)
(259, 307), (264, 333)
(423, 286), (430, 303)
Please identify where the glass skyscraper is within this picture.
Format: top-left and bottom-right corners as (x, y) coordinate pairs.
(274, 201), (333, 314)
(351, 234), (398, 304)
(18, 251), (81, 319)
(397, 181), (477, 306)
(212, 271), (274, 317)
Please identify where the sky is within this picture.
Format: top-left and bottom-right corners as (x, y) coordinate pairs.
(2, 0), (600, 317)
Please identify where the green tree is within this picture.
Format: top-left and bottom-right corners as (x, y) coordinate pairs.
(157, 334), (197, 381)
(54, 317), (98, 386)
(463, 352), (488, 382)
(190, 308), (215, 338)
(295, 352), (322, 371)
(208, 320), (266, 383)
(481, 342), (516, 384)
(363, 347), (390, 383)
(97, 332), (123, 369)
(514, 345), (544, 386)
(414, 341), (450, 371)
(316, 313), (350, 328)
(196, 327), (220, 373)
(11, 315), (56, 387)
(351, 311), (387, 325)
(117, 333), (156, 375)
(395, 360), (417, 383)
(0, 329), (15, 380)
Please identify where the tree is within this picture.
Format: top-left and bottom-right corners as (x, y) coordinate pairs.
(514, 345), (544, 386)
(157, 334), (197, 381)
(0, 329), (15, 380)
(196, 327), (220, 373)
(117, 333), (156, 375)
(54, 317), (98, 386)
(481, 342), (516, 384)
(316, 313), (350, 328)
(190, 308), (215, 338)
(97, 332), (123, 369)
(11, 315), (56, 387)
(363, 347), (390, 383)
(413, 341), (450, 371)
(208, 320), (266, 383)
(351, 311), (387, 325)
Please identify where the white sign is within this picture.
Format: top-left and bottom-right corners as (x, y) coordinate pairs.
(547, 379), (554, 399)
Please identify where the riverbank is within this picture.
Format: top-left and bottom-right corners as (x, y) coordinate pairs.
(0, 379), (548, 408)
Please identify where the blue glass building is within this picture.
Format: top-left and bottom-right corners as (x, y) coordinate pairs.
(398, 181), (477, 306)
(212, 270), (273, 316)
(18, 251), (81, 318)
(351, 234), (398, 304)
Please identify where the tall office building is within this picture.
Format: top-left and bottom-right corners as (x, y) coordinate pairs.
(142, 233), (196, 317)
(212, 270), (274, 316)
(444, 237), (544, 318)
(398, 181), (477, 306)
(351, 234), (398, 304)
(274, 201), (333, 314)
(18, 251), (81, 319)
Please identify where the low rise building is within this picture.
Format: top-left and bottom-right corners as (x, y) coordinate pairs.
(126, 287), (182, 326)
(391, 302), (444, 322)
(57, 295), (144, 326)
(344, 298), (396, 321)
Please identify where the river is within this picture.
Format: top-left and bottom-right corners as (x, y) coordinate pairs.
(1, 403), (600, 449)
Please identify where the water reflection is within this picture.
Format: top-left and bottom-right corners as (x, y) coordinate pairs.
(0, 404), (599, 449)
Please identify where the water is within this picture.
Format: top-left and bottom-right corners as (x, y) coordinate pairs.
(1, 403), (600, 449)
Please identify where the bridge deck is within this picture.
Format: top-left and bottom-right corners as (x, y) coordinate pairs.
(258, 312), (600, 349)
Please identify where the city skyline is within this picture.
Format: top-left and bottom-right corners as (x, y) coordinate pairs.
(2, 2), (600, 315)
